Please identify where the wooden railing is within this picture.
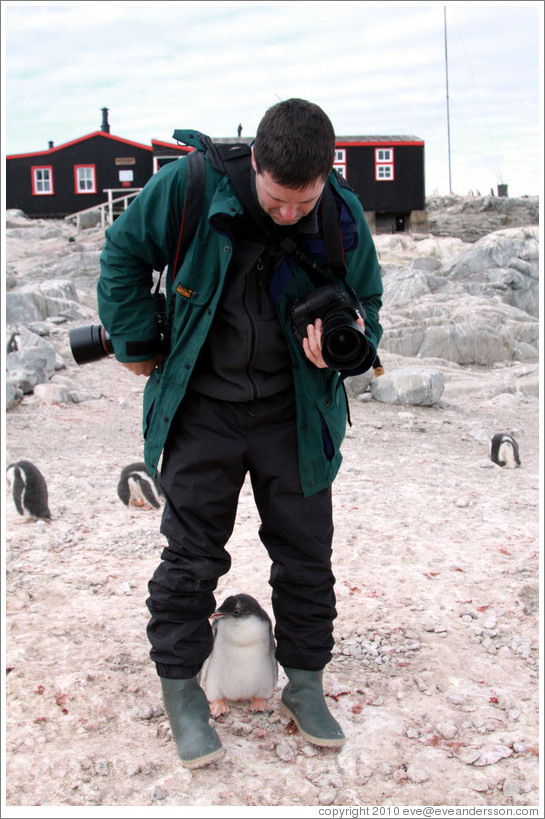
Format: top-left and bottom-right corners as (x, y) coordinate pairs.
(64, 188), (142, 229)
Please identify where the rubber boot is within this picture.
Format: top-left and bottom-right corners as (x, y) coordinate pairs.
(280, 667), (346, 748)
(160, 677), (224, 769)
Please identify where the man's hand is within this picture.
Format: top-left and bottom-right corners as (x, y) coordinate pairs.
(302, 318), (327, 368)
(121, 355), (163, 377)
(302, 317), (365, 369)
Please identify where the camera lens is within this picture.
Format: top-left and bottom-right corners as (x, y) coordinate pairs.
(69, 324), (114, 365)
(322, 315), (370, 370)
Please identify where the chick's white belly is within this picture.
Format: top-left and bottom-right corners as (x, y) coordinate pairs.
(202, 620), (275, 702)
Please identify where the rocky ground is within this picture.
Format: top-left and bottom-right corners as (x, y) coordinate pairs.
(2, 197), (542, 813)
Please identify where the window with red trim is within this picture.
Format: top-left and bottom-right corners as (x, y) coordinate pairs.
(375, 148), (394, 181)
(32, 166), (54, 195)
(334, 148), (347, 179)
(75, 165), (97, 194)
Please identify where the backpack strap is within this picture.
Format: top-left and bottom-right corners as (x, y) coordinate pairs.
(153, 148), (206, 305)
(172, 149), (206, 278)
(151, 149), (206, 336)
(220, 145), (273, 244)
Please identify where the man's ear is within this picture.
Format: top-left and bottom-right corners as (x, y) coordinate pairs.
(250, 146), (257, 173)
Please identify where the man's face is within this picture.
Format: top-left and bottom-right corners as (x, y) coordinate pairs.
(251, 152), (325, 226)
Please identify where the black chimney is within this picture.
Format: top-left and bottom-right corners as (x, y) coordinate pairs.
(48, 141), (54, 149)
(101, 108), (110, 133)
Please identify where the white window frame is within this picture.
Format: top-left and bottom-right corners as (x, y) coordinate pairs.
(334, 148), (347, 179)
(32, 166), (53, 195)
(376, 164), (394, 180)
(375, 147), (394, 181)
(75, 165), (97, 194)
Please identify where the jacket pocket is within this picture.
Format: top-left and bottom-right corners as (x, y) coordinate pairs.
(316, 388), (347, 462)
(319, 413), (335, 461)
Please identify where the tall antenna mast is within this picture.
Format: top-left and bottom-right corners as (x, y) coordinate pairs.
(444, 5), (453, 193)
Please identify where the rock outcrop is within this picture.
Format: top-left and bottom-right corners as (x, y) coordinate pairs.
(4, 203), (540, 410)
(376, 226), (539, 371)
(426, 194), (539, 243)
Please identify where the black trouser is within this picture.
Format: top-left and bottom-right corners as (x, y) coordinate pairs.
(146, 388), (337, 679)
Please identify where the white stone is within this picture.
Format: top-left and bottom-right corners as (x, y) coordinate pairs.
(371, 367), (444, 406)
(437, 722), (458, 740)
(473, 744), (513, 766)
(406, 764), (431, 784)
(34, 383), (70, 404)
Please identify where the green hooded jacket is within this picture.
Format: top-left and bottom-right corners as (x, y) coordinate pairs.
(97, 131), (383, 497)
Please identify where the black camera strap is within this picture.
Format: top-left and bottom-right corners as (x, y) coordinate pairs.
(220, 150), (358, 421)
(220, 146), (348, 288)
(166, 136), (349, 290)
(319, 180), (348, 280)
(160, 141), (354, 346)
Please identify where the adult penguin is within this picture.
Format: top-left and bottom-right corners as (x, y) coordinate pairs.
(6, 460), (52, 522)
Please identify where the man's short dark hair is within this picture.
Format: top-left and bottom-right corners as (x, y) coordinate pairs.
(253, 98), (336, 189)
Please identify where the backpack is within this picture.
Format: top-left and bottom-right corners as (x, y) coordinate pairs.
(170, 136), (352, 287)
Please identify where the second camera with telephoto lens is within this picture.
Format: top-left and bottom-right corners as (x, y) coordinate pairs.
(69, 292), (171, 366)
(69, 324), (114, 365)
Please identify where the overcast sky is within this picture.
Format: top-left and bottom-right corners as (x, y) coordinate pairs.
(1, 0), (543, 197)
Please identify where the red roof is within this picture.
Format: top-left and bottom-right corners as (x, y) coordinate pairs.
(6, 131), (153, 160)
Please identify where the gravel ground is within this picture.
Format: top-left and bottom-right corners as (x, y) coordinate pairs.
(3, 335), (541, 812)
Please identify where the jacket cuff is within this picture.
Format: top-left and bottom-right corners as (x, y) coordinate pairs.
(111, 335), (163, 362)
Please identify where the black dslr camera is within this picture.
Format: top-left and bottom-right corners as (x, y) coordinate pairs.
(290, 282), (370, 371)
(69, 292), (170, 365)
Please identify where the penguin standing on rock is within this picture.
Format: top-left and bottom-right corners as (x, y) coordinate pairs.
(489, 433), (521, 468)
(6, 331), (20, 353)
(117, 462), (162, 509)
(6, 460), (52, 522)
(199, 594), (278, 717)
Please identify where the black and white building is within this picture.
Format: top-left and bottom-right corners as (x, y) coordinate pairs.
(7, 111), (427, 233)
(5, 109), (153, 219)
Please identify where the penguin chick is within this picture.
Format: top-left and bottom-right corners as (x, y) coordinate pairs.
(6, 460), (52, 522)
(199, 593), (278, 718)
(117, 462), (162, 509)
(489, 432), (521, 468)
